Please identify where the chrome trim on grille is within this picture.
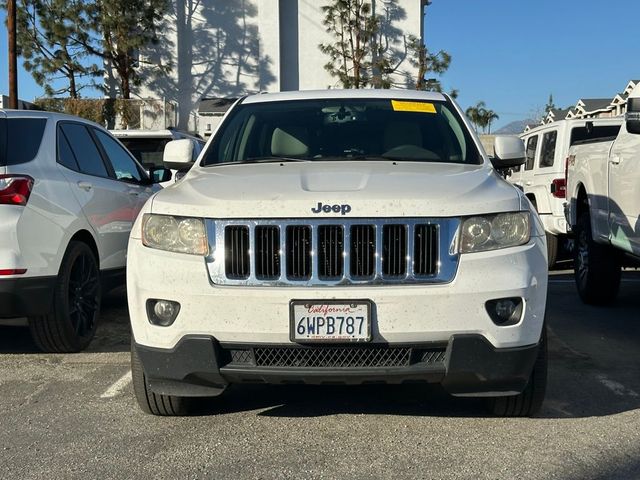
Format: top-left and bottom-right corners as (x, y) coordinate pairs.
(205, 218), (460, 286)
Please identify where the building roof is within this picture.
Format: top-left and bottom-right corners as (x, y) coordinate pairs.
(577, 98), (614, 113)
(549, 108), (571, 120)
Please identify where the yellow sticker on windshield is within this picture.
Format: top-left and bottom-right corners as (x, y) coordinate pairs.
(391, 100), (437, 113)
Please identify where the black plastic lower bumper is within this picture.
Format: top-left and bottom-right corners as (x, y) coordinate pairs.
(0, 275), (56, 319)
(135, 334), (540, 398)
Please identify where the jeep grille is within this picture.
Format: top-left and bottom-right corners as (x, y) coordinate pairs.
(205, 218), (460, 286)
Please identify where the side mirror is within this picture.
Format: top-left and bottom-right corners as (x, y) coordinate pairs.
(163, 139), (195, 170)
(149, 166), (172, 184)
(625, 98), (640, 135)
(491, 136), (526, 169)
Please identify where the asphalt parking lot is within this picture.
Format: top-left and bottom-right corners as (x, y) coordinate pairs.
(1, 269), (640, 479)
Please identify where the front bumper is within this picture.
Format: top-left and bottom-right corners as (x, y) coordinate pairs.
(135, 334), (541, 398)
(127, 235), (548, 350)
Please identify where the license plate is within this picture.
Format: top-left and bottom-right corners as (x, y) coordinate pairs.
(290, 300), (372, 342)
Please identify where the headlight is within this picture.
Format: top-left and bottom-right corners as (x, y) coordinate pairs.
(460, 212), (530, 253)
(142, 214), (208, 255)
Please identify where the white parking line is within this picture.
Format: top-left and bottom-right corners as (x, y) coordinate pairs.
(100, 371), (132, 399)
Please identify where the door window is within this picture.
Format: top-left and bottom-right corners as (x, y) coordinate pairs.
(59, 123), (109, 177)
(539, 131), (557, 168)
(525, 136), (538, 170)
(94, 130), (144, 183)
(56, 129), (80, 171)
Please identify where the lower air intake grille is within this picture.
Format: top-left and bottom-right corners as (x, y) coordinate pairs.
(254, 346), (412, 368)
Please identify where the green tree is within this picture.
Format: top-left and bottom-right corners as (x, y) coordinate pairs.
(73, 0), (171, 99)
(465, 101), (486, 132)
(544, 93), (555, 113)
(408, 35), (452, 93)
(5, 0), (101, 98)
(319, 0), (379, 88)
(483, 109), (499, 134)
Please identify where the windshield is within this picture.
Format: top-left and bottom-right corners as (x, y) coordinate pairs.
(201, 98), (481, 166)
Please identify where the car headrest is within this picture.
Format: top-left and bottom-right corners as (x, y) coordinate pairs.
(271, 126), (309, 157)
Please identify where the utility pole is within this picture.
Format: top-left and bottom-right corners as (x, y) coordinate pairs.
(7, 0), (19, 109)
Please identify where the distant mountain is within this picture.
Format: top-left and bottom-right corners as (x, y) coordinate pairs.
(494, 119), (538, 135)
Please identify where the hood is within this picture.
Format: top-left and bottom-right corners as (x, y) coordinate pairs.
(151, 161), (523, 218)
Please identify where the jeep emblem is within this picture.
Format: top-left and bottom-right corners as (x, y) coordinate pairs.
(311, 202), (352, 215)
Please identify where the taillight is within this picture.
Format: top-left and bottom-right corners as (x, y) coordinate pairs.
(0, 269), (27, 275)
(551, 178), (566, 198)
(0, 175), (34, 206)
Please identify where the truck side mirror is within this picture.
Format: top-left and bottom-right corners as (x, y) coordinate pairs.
(163, 139), (195, 170)
(626, 98), (640, 135)
(491, 136), (526, 169)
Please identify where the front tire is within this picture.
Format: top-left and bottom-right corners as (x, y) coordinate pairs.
(28, 241), (101, 353)
(546, 233), (558, 268)
(574, 212), (621, 305)
(131, 340), (192, 416)
(487, 325), (547, 417)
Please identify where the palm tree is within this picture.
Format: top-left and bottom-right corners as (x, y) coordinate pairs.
(465, 101), (486, 132)
(484, 110), (499, 134)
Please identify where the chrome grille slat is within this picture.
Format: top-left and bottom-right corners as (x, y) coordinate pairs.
(206, 218), (460, 286)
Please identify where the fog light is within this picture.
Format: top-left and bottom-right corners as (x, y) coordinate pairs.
(485, 297), (523, 326)
(146, 299), (180, 326)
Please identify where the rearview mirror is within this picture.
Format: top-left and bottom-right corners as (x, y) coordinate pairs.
(625, 98), (640, 135)
(491, 136), (526, 169)
(163, 139), (195, 170)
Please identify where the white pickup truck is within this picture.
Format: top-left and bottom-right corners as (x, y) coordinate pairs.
(127, 90), (548, 417)
(566, 86), (640, 305)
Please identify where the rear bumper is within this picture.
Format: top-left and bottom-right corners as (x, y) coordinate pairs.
(0, 275), (55, 318)
(539, 213), (567, 236)
(135, 334), (540, 398)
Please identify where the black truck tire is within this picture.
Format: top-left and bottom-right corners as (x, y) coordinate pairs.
(574, 212), (621, 305)
(546, 233), (558, 268)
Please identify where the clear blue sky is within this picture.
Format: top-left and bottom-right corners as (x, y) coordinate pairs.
(425, 0), (640, 128)
(2, 0), (639, 129)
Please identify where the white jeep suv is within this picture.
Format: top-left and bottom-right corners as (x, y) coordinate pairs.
(0, 110), (168, 352)
(128, 90), (548, 417)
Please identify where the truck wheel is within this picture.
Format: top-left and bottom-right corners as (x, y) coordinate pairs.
(131, 340), (192, 416)
(574, 212), (621, 305)
(28, 241), (101, 353)
(546, 233), (558, 268)
(487, 324), (547, 417)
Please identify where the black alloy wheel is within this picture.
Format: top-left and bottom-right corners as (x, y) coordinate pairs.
(68, 249), (100, 338)
(29, 242), (101, 353)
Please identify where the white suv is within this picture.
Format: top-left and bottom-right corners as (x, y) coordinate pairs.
(0, 110), (169, 352)
(128, 90), (548, 417)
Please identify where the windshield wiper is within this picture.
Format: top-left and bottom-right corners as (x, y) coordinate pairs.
(242, 156), (311, 163)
